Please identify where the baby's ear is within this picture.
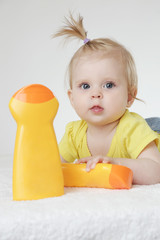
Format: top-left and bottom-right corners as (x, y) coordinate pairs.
(127, 87), (137, 108)
(67, 89), (74, 107)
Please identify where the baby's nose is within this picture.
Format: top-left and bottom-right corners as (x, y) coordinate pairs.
(91, 89), (103, 99)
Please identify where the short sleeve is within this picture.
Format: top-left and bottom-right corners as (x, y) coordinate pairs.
(59, 122), (79, 162)
(120, 112), (160, 159)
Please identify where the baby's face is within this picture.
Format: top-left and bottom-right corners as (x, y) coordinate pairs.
(68, 53), (130, 126)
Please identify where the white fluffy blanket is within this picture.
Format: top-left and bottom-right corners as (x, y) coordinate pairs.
(0, 156), (160, 240)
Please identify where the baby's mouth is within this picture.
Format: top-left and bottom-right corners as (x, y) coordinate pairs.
(90, 105), (104, 113)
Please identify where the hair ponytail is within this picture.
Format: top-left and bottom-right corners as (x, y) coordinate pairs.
(53, 13), (88, 42)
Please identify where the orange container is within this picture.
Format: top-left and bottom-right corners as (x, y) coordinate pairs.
(62, 163), (133, 189)
(9, 84), (64, 200)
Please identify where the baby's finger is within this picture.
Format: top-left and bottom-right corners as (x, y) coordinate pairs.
(77, 157), (92, 164)
(86, 159), (97, 172)
(102, 159), (110, 164)
(102, 157), (112, 164)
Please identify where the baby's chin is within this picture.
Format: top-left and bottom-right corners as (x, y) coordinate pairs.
(84, 116), (122, 127)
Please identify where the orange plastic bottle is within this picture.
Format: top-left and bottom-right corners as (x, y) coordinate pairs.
(9, 84), (64, 200)
(62, 163), (133, 189)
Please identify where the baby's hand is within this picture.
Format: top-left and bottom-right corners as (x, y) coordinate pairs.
(76, 156), (112, 172)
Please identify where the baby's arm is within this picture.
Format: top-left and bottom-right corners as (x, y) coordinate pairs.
(77, 141), (160, 185)
(123, 141), (160, 184)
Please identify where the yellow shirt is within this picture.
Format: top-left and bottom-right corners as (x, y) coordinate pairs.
(59, 110), (160, 162)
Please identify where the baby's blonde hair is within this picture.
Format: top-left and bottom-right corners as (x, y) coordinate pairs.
(53, 13), (138, 99)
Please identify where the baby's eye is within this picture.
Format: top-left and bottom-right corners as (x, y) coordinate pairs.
(81, 83), (90, 89)
(103, 82), (115, 89)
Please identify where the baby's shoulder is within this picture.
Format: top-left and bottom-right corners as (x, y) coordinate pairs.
(118, 110), (151, 135)
(120, 110), (146, 126)
(65, 120), (87, 137)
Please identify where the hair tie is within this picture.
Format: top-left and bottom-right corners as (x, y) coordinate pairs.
(83, 38), (90, 44)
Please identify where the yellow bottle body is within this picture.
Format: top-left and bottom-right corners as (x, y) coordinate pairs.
(9, 97), (64, 200)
